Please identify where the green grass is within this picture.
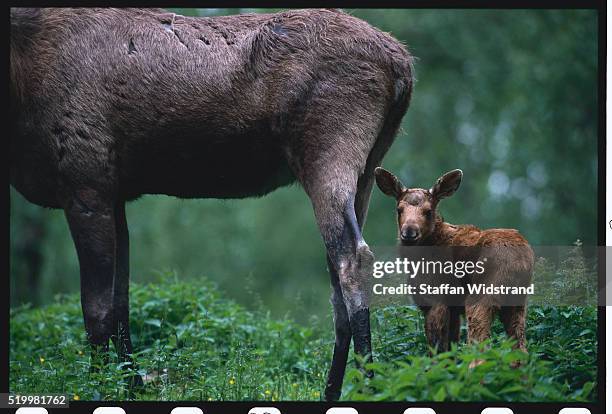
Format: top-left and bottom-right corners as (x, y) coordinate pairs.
(347, 305), (597, 402)
(10, 278), (597, 402)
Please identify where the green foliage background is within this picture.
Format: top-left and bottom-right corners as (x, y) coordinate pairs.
(10, 9), (598, 321)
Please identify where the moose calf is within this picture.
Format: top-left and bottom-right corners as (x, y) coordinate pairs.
(375, 167), (534, 362)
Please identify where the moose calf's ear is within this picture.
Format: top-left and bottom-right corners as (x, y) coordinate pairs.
(374, 167), (405, 199)
(431, 169), (463, 200)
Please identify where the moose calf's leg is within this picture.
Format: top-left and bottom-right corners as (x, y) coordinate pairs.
(324, 257), (352, 401)
(424, 304), (450, 353)
(500, 305), (528, 353)
(466, 302), (494, 344)
(64, 189), (116, 366)
(449, 306), (462, 345)
(466, 302), (495, 368)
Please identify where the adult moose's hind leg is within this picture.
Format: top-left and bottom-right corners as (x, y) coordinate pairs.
(301, 170), (375, 401)
(64, 188), (117, 367)
(324, 258), (352, 401)
(321, 159), (381, 401)
(288, 73), (391, 400)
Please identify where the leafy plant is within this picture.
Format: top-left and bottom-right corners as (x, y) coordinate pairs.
(10, 277), (597, 402)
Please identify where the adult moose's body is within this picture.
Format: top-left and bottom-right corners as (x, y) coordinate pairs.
(10, 8), (413, 400)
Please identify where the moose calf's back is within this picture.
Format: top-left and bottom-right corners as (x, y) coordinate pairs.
(435, 223), (534, 273)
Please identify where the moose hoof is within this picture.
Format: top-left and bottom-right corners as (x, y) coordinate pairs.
(324, 389), (341, 402)
(128, 373), (145, 389)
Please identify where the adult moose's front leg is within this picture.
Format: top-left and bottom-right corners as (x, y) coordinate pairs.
(112, 202), (143, 387)
(64, 188), (117, 368)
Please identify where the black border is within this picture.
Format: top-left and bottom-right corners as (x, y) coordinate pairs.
(6, 2), (607, 414)
(32, 401), (605, 414)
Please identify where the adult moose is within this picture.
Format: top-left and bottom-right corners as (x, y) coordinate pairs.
(10, 8), (413, 400)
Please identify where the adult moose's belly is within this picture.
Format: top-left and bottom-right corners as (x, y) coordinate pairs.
(119, 128), (296, 200)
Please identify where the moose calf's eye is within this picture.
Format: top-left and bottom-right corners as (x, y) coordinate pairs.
(424, 210), (433, 218)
